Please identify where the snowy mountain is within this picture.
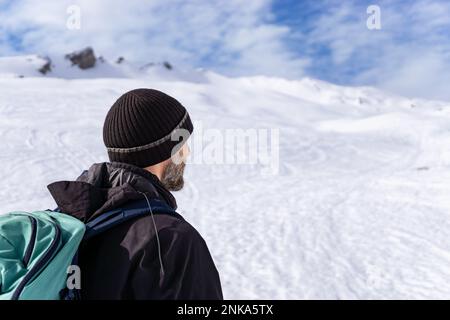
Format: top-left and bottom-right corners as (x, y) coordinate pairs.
(0, 49), (207, 82)
(1, 50), (450, 299)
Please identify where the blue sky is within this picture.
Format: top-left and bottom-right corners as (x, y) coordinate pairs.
(0, 0), (450, 100)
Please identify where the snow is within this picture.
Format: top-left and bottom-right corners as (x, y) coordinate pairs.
(1, 55), (450, 299)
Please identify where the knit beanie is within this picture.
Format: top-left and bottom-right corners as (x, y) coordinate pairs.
(103, 88), (194, 168)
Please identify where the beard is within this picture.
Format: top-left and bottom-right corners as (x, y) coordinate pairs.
(161, 160), (186, 191)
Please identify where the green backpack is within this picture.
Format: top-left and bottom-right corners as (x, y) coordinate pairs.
(0, 210), (85, 300)
(0, 196), (179, 300)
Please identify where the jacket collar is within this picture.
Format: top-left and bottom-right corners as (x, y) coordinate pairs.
(47, 162), (177, 222)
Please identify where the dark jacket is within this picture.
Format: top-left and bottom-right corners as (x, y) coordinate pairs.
(47, 162), (223, 300)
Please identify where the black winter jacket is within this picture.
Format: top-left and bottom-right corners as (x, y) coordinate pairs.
(47, 162), (223, 300)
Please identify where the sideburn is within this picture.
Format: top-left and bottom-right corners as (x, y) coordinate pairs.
(161, 161), (186, 191)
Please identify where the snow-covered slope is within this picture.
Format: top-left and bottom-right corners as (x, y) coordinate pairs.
(0, 53), (207, 81)
(1, 54), (450, 299)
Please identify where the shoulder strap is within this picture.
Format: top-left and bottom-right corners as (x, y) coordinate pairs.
(61, 197), (182, 300)
(84, 198), (183, 240)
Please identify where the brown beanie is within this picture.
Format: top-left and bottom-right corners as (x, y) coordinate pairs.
(103, 88), (193, 168)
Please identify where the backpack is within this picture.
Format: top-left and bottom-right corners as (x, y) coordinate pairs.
(0, 196), (180, 300)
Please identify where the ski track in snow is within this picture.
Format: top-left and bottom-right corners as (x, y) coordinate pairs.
(1, 73), (450, 299)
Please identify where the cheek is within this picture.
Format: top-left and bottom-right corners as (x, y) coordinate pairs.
(181, 144), (190, 162)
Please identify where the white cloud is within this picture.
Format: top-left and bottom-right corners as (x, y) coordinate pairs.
(1, 0), (449, 100)
(304, 0), (450, 100)
(0, 0), (308, 78)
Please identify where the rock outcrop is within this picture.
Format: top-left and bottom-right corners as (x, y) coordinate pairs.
(38, 57), (52, 75)
(65, 47), (96, 69)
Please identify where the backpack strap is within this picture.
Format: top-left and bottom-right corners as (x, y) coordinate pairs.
(83, 198), (182, 240)
(60, 197), (182, 300)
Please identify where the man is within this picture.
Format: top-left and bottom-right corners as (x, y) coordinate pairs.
(47, 88), (223, 299)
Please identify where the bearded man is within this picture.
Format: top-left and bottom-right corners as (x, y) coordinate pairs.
(47, 89), (223, 300)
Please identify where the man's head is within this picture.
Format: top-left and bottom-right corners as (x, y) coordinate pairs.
(103, 89), (193, 190)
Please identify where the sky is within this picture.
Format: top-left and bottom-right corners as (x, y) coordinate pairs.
(0, 0), (449, 100)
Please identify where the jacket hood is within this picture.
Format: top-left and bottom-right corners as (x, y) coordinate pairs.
(47, 162), (177, 222)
